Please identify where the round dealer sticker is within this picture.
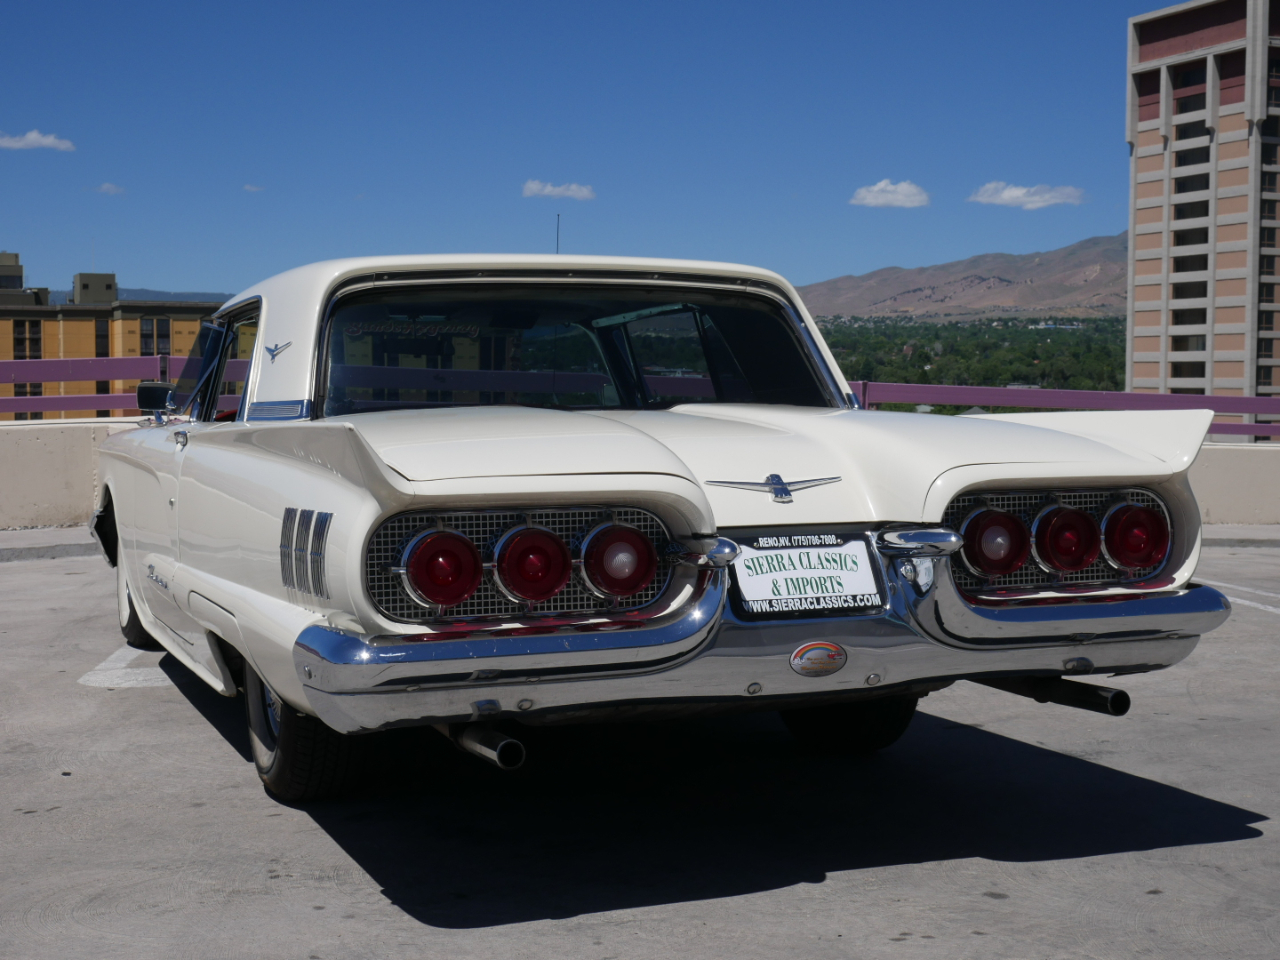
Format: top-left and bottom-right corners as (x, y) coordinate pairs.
(790, 641), (847, 677)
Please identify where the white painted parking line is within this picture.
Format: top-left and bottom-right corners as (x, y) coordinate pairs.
(77, 645), (172, 688)
(1224, 596), (1280, 616)
(1197, 577), (1280, 601)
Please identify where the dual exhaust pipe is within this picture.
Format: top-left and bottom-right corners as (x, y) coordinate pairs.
(438, 675), (1128, 771)
(974, 676), (1131, 717)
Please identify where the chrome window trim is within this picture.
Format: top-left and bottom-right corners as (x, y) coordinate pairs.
(311, 273), (850, 418)
(247, 400), (311, 422)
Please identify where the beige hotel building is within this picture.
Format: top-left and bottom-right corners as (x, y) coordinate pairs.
(1127, 0), (1280, 434)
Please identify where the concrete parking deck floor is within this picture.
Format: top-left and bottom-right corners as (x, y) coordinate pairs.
(0, 548), (1275, 960)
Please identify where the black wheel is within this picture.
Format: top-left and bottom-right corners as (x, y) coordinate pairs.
(117, 547), (164, 651)
(781, 694), (920, 756)
(244, 665), (352, 801)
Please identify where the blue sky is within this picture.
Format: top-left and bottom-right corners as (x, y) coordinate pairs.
(4, 0), (1156, 294)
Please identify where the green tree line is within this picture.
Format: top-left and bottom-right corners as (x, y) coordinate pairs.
(817, 316), (1125, 394)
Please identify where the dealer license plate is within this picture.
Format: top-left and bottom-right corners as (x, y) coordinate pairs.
(732, 533), (882, 616)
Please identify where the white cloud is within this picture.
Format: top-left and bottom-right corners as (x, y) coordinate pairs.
(96, 183), (124, 195)
(849, 179), (930, 208)
(0, 129), (75, 151)
(523, 179), (596, 200)
(968, 181), (1084, 210)
(243, 184), (264, 192)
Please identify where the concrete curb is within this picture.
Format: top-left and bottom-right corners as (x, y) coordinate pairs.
(0, 543), (103, 563)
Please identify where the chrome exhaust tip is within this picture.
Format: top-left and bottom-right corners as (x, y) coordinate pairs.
(974, 676), (1132, 717)
(440, 723), (527, 770)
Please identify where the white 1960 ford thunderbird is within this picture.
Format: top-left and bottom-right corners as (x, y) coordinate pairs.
(91, 254), (1231, 799)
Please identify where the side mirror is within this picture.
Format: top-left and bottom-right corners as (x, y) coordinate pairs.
(136, 381), (176, 415)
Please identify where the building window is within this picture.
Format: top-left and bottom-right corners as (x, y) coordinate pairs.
(1173, 281), (1208, 299)
(1263, 284), (1277, 304)
(1174, 227), (1209, 246)
(1267, 144), (1280, 166)
(1175, 120), (1209, 140)
(1265, 228), (1278, 249)
(1173, 308), (1207, 325)
(81, 282), (89, 291)
(1174, 63), (1206, 88)
(13, 383), (43, 421)
(1269, 87), (1280, 110)
(1136, 69), (1160, 121)
(13, 319), (41, 360)
(1260, 366), (1274, 386)
(1174, 201), (1209, 220)
(1261, 310), (1276, 331)
(95, 318), (109, 358)
(1264, 117), (1280, 137)
(1265, 200), (1278, 220)
(1265, 172), (1279, 193)
(1170, 387), (1206, 394)
(1174, 173), (1210, 193)
(1173, 254), (1208, 273)
(1260, 339), (1275, 359)
(1264, 256), (1277, 277)
(1170, 361), (1206, 378)
(1176, 92), (1206, 114)
(140, 318), (153, 357)
(156, 318), (170, 357)
(1172, 335), (1207, 352)
(1175, 146), (1211, 166)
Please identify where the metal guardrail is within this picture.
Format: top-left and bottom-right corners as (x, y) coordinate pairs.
(2, 358), (1279, 435)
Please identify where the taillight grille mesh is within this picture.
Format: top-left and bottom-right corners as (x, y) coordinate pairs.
(943, 488), (1167, 592)
(366, 506), (673, 622)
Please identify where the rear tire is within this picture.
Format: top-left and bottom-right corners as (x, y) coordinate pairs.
(244, 665), (352, 801)
(117, 546), (164, 652)
(781, 694), (919, 756)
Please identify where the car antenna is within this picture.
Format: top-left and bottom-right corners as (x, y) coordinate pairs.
(556, 213), (561, 254)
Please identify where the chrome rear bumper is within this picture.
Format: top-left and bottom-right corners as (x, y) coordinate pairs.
(291, 540), (1231, 733)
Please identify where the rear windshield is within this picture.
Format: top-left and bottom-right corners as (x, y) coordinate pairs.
(318, 283), (833, 415)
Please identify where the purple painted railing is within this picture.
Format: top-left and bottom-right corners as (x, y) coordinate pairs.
(849, 381), (1280, 437)
(0, 356), (240, 415)
(2, 357), (1278, 436)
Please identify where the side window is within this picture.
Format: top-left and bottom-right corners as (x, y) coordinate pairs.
(207, 316), (259, 422)
(174, 322), (225, 420)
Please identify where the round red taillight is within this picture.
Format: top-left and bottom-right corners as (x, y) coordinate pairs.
(1034, 507), (1102, 572)
(582, 524), (658, 597)
(405, 531), (482, 606)
(962, 510), (1030, 576)
(1104, 505), (1170, 570)
(495, 527), (572, 602)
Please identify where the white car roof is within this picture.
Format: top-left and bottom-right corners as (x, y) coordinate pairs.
(222, 254), (837, 412)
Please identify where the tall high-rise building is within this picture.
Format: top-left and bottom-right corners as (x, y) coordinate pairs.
(1127, 0), (1280, 436)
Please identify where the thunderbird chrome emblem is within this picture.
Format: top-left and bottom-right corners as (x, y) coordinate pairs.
(704, 473), (841, 504)
(265, 341), (292, 363)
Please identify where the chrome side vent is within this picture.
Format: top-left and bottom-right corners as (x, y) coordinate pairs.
(280, 508), (298, 591)
(280, 507), (333, 601)
(294, 510), (314, 596)
(310, 512), (332, 600)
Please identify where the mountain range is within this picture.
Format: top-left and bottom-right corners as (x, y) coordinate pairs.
(796, 232), (1128, 320)
(39, 234), (1130, 320)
